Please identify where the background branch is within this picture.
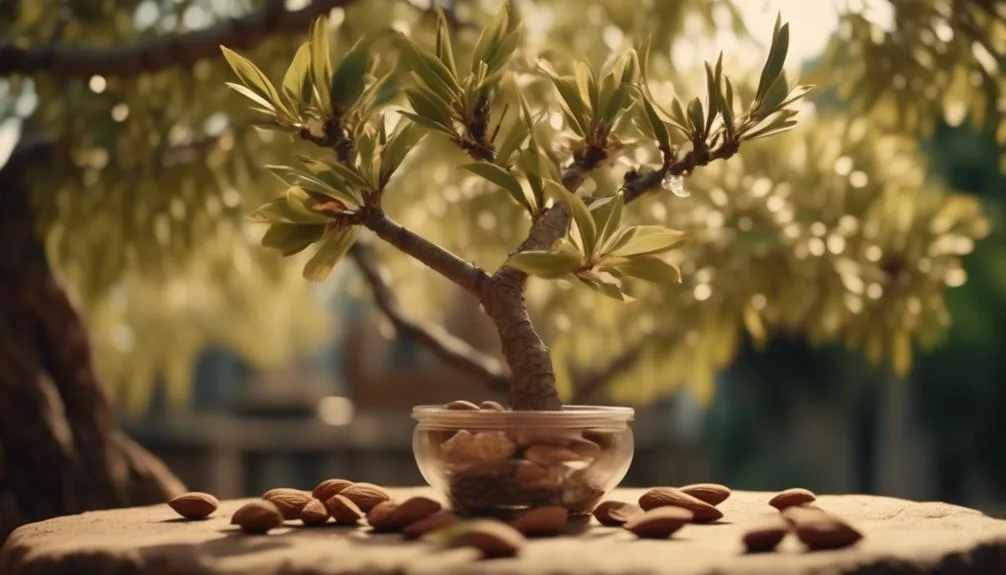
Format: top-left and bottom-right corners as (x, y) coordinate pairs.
(570, 342), (649, 404)
(0, 0), (356, 78)
(348, 241), (509, 393)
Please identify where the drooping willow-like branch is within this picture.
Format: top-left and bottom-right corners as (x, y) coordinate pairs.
(0, 0), (356, 78)
(348, 241), (509, 393)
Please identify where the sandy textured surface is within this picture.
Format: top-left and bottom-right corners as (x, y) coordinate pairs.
(3, 487), (1006, 575)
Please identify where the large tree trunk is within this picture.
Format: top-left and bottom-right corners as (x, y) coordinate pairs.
(0, 145), (185, 543)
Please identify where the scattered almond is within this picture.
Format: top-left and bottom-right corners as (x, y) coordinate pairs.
(300, 498), (329, 526)
(403, 511), (459, 540)
(445, 400), (480, 410)
(366, 500), (400, 531)
(769, 487), (817, 511)
(624, 506), (693, 539)
(371, 496), (442, 532)
(449, 519), (525, 558)
(592, 500), (644, 526)
(168, 492), (218, 520)
(680, 483), (731, 506)
(340, 482), (392, 511)
(742, 516), (790, 553)
(510, 506), (567, 537)
(524, 444), (581, 465)
(786, 507), (863, 550)
(326, 494), (364, 525)
(479, 400), (505, 411)
(312, 478), (353, 502)
(638, 487), (723, 523)
(262, 488), (312, 520)
(231, 500), (283, 534)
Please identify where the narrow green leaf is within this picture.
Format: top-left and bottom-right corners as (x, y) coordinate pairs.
(282, 42), (313, 111)
(507, 250), (583, 278)
(310, 16), (333, 115)
(261, 223), (326, 256)
(778, 85), (813, 109)
(722, 76), (736, 129)
(221, 46), (284, 113)
(612, 225), (686, 256)
(743, 118), (798, 141)
(495, 121), (528, 166)
(609, 255), (681, 284)
(226, 82), (276, 113)
(669, 97), (690, 134)
(544, 179), (597, 255)
(753, 71), (790, 118)
(330, 38), (371, 108)
(303, 228), (356, 282)
(248, 197), (329, 224)
(405, 84), (454, 128)
(471, 2), (510, 73)
(687, 97), (705, 136)
(485, 27), (522, 78)
(434, 7), (458, 77)
(541, 64), (588, 133)
(399, 110), (454, 135)
(574, 61), (596, 116)
(603, 226), (637, 255)
(576, 272), (634, 301)
(381, 123), (426, 184)
(462, 162), (531, 212)
(703, 61), (719, 134)
(641, 92), (670, 152)
(593, 193), (624, 248)
(756, 16), (790, 101)
(397, 35), (460, 100)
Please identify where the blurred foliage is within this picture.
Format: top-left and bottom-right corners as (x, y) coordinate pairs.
(0, 0), (997, 415)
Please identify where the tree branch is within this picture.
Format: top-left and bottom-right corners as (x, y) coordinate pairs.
(359, 208), (491, 296)
(348, 241), (509, 392)
(0, 0), (355, 78)
(570, 344), (649, 404)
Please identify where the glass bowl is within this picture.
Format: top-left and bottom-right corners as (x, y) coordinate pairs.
(412, 405), (634, 516)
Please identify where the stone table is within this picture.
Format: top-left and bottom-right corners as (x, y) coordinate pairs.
(3, 487), (1006, 575)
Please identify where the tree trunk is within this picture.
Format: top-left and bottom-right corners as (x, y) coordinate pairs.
(0, 146), (185, 543)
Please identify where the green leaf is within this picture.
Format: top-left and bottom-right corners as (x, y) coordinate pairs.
(261, 223), (326, 256)
(399, 110), (454, 135)
(405, 85), (454, 128)
(612, 225), (686, 256)
(282, 42), (312, 111)
(485, 28), (522, 78)
(754, 71), (789, 118)
(541, 64), (588, 134)
(507, 250), (583, 278)
(608, 255), (681, 284)
(756, 15), (790, 101)
(687, 97), (705, 136)
(397, 34), (460, 102)
(225, 82), (276, 114)
(603, 226), (637, 255)
(593, 193), (624, 248)
(248, 197), (329, 224)
(574, 61), (597, 116)
(380, 123), (426, 184)
(330, 38), (371, 108)
(722, 76), (736, 130)
(576, 272), (634, 301)
(495, 120), (528, 166)
(310, 16), (333, 115)
(303, 228), (356, 282)
(471, 1), (510, 73)
(544, 179), (597, 256)
(641, 92), (670, 153)
(434, 6), (458, 77)
(704, 61), (719, 134)
(462, 162), (531, 213)
(221, 46), (285, 114)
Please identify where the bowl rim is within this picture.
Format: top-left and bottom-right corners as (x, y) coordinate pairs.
(411, 404), (635, 428)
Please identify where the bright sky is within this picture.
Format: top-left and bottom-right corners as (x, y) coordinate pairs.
(735, 0), (841, 63)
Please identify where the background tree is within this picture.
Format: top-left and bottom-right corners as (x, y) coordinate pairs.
(0, 0), (999, 538)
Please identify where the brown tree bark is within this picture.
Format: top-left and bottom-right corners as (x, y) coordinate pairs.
(0, 147), (185, 543)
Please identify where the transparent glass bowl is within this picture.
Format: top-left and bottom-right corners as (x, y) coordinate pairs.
(412, 405), (634, 516)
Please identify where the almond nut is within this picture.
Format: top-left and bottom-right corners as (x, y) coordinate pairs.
(340, 482), (392, 511)
(638, 487), (723, 523)
(231, 500), (283, 534)
(566, 437), (602, 459)
(262, 488), (312, 520)
(366, 500), (400, 531)
(445, 400), (480, 410)
(449, 519), (525, 558)
(512, 460), (548, 482)
(592, 500), (644, 526)
(168, 492), (219, 520)
(371, 496), (442, 532)
(786, 508), (863, 550)
(624, 506), (693, 539)
(442, 430), (517, 463)
(325, 494), (364, 524)
(402, 510), (459, 540)
(769, 487), (817, 510)
(524, 444), (581, 465)
(510, 506), (567, 537)
(479, 400), (505, 411)
(680, 483), (731, 506)
(742, 516), (789, 553)
(312, 478), (354, 502)
(300, 498), (329, 526)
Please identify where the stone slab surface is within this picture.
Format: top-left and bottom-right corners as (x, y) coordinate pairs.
(3, 487), (1006, 575)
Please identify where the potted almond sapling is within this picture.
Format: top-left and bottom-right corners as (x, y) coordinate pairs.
(222, 5), (806, 514)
